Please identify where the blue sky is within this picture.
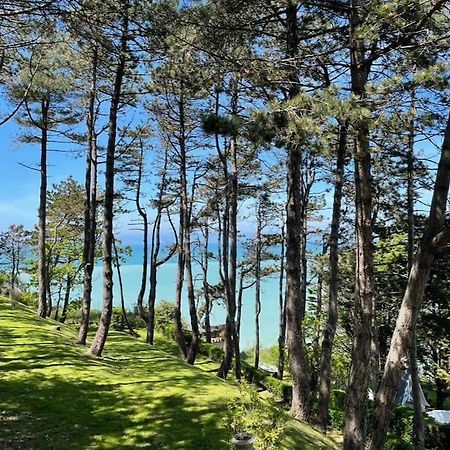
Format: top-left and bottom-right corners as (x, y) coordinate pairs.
(0, 113), (87, 231)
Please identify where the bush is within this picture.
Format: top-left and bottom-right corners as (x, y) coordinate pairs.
(199, 341), (224, 362)
(328, 408), (345, 431)
(112, 307), (126, 332)
(385, 406), (416, 450)
(18, 290), (38, 308)
(224, 381), (287, 449)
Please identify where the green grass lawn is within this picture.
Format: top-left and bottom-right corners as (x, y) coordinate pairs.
(0, 297), (339, 449)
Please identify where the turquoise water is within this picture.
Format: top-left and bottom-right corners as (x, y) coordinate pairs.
(90, 259), (282, 350)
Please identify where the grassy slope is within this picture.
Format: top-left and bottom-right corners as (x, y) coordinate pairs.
(0, 297), (338, 450)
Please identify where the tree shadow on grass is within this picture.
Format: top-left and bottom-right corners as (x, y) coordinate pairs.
(0, 374), (230, 450)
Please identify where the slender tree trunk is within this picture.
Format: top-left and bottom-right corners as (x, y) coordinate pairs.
(285, 0), (310, 421)
(59, 274), (72, 324)
(54, 284), (62, 322)
(77, 47), (98, 345)
(317, 121), (347, 431)
(136, 141), (149, 324)
(185, 221), (200, 364)
(37, 96), (49, 318)
(46, 277), (52, 318)
(343, 2), (374, 447)
(147, 213), (161, 345)
(88, 2), (128, 357)
(278, 223), (286, 380)
(202, 224), (212, 343)
(406, 96), (425, 448)
(147, 150), (172, 345)
(113, 237), (136, 336)
(254, 203), (262, 369)
(217, 80), (241, 380)
(368, 111), (450, 450)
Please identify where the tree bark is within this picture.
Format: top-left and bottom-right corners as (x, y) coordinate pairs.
(113, 237), (136, 336)
(88, 1), (128, 357)
(147, 150), (174, 345)
(136, 140), (149, 324)
(343, 1), (374, 447)
(278, 223), (286, 380)
(217, 81), (241, 381)
(317, 121), (347, 431)
(368, 111), (450, 450)
(201, 223), (212, 343)
(37, 96), (49, 318)
(407, 96), (425, 448)
(77, 46), (98, 345)
(254, 201), (262, 369)
(59, 274), (72, 324)
(285, 0), (310, 421)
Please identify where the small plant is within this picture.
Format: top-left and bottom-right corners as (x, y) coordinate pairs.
(224, 381), (286, 449)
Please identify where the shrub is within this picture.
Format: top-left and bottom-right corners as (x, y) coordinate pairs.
(18, 290), (38, 308)
(112, 307), (126, 332)
(328, 408), (345, 431)
(224, 381), (287, 449)
(199, 341), (224, 362)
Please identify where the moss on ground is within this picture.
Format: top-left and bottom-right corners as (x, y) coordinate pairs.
(0, 297), (339, 449)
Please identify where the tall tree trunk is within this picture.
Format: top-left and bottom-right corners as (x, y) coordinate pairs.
(113, 237), (136, 336)
(278, 223), (286, 380)
(54, 284), (62, 322)
(202, 223), (212, 343)
(406, 96), (425, 448)
(184, 220), (200, 364)
(285, 0), (310, 421)
(77, 46), (98, 345)
(147, 150), (173, 345)
(254, 202), (262, 369)
(368, 111), (450, 450)
(217, 81), (241, 381)
(88, 2), (128, 357)
(343, 2), (374, 447)
(59, 274), (72, 324)
(37, 96), (49, 318)
(136, 140), (149, 324)
(317, 121), (347, 431)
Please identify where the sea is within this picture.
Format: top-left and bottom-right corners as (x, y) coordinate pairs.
(89, 245), (283, 350)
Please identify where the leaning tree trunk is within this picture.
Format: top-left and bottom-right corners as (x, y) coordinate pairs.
(285, 0), (310, 421)
(88, 2), (128, 357)
(368, 111), (450, 450)
(37, 96), (49, 318)
(343, 2), (374, 447)
(317, 120), (347, 431)
(77, 46), (98, 345)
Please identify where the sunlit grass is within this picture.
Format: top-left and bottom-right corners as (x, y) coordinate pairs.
(0, 297), (339, 449)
